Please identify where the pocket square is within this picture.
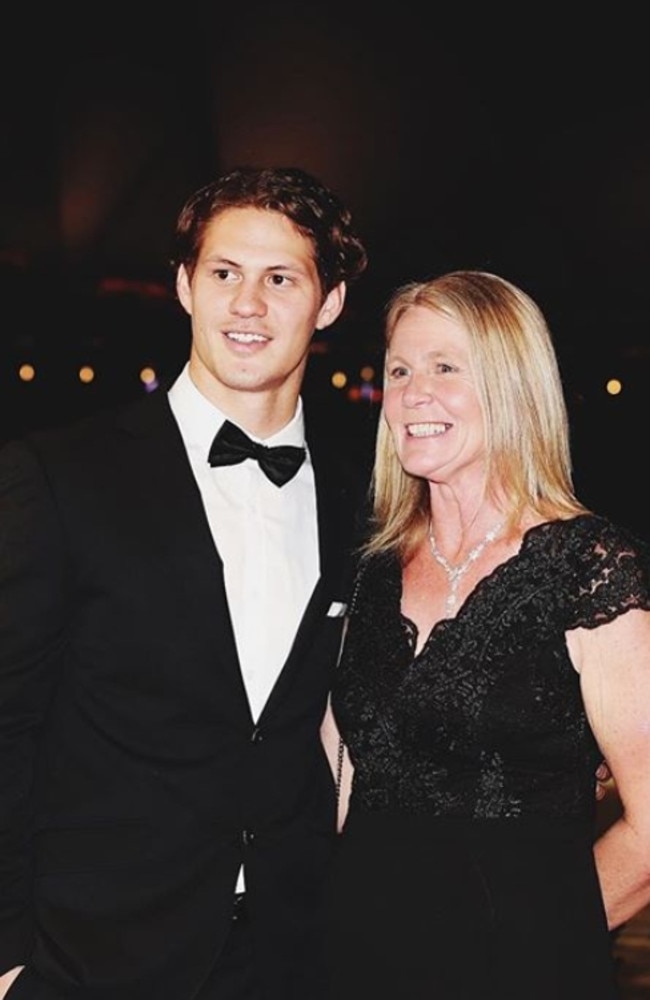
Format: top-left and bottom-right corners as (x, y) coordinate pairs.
(327, 601), (348, 618)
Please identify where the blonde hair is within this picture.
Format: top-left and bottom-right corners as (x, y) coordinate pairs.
(366, 270), (589, 560)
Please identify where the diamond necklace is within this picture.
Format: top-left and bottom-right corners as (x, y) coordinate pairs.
(428, 519), (504, 617)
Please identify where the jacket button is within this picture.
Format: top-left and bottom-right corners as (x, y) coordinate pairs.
(242, 830), (255, 847)
(251, 727), (263, 743)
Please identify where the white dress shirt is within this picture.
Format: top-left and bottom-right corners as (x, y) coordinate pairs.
(168, 365), (320, 894)
(168, 363), (320, 723)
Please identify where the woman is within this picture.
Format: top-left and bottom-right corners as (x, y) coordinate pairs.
(322, 271), (650, 999)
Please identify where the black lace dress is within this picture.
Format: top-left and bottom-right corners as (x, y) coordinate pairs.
(326, 515), (650, 1000)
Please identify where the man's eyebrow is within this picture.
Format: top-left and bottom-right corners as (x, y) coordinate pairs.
(202, 254), (239, 267)
(203, 255), (306, 274)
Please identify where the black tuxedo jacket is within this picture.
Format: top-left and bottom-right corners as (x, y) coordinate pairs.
(0, 389), (366, 1000)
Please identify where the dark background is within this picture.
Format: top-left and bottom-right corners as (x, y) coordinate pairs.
(1, 5), (648, 537)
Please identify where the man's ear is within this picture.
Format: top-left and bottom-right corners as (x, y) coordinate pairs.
(176, 265), (193, 317)
(315, 282), (347, 331)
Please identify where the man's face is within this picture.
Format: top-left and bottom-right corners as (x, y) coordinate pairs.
(177, 206), (345, 412)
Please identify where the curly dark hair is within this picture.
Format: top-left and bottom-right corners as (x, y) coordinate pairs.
(171, 166), (368, 297)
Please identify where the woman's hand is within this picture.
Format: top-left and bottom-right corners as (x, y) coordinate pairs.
(596, 760), (612, 800)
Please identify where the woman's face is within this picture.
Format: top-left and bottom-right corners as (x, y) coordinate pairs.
(382, 305), (486, 486)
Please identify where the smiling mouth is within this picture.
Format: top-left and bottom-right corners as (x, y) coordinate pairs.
(225, 331), (269, 344)
(406, 422), (450, 437)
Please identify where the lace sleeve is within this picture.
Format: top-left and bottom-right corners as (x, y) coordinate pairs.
(566, 517), (650, 630)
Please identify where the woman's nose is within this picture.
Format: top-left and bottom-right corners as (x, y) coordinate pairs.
(402, 373), (434, 407)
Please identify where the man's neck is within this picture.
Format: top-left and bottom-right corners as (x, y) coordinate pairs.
(187, 368), (303, 440)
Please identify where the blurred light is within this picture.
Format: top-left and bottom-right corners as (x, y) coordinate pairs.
(331, 371), (347, 389)
(140, 365), (160, 393)
(18, 363), (36, 382)
(360, 365), (375, 381)
(347, 386), (362, 402)
(606, 378), (622, 396)
(78, 366), (95, 384)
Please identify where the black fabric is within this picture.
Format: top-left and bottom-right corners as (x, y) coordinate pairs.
(193, 895), (261, 1000)
(326, 514), (650, 999)
(3, 967), (68, 999)
(208, 420), (305, 487)
(0, 389), (365, 999)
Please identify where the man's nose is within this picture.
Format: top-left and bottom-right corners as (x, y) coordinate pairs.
(229, 279), (267, 316)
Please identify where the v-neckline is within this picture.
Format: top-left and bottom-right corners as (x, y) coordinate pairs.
(398, 516), (591, 659)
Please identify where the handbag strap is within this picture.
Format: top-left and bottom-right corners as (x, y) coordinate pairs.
(335, 734), (345, 803)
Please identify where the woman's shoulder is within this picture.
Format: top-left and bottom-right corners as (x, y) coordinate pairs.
(524, 512), (649, 557)
(533, 514), (650, 628)
(349, 547), (401, 609)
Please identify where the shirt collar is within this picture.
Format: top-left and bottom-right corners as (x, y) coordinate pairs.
(167, 362), (306, 456)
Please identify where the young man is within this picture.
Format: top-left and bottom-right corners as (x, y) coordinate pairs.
(0, 167), (368, 1000)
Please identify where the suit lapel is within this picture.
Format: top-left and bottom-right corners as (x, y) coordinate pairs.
(112, 390), (252, 721)
(112, 390), (368, 724)
(310, 415), (370, 593)
(258, 418), (367, 717)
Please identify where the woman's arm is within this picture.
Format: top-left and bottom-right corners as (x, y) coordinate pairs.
(0, 967), (23, 998)
(570, 607), (650, 929)
(321, 698), (353, 833)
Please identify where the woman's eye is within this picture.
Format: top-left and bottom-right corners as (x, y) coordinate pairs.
(387, 365), (408, 379)
(269, 273), (290, 287)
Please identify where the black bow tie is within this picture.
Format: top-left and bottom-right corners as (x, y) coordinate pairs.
(208, 419), (306, 487)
